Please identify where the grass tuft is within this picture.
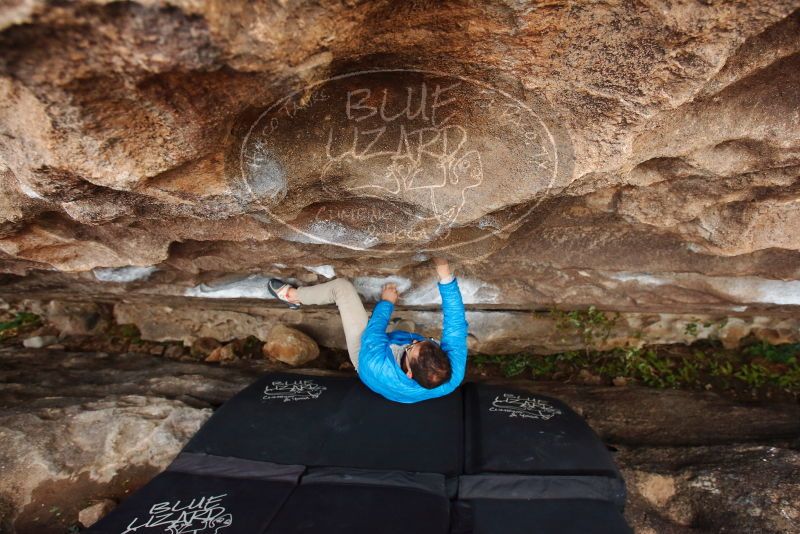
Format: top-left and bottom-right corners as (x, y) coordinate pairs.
(471, 341), (800, 399)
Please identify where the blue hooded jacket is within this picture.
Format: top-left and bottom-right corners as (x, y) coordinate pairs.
(357, 278), (468, 403)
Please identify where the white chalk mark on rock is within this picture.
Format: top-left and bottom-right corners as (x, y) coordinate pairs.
(93, 266), (157, 283)
(609, 271), (800, 305)
(185, 274), (274, 299)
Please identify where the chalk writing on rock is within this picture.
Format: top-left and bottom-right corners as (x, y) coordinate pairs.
(240, 69), (563, 252)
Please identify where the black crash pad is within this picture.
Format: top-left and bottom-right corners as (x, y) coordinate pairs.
(461, 498), (633, 534)
(457, 473), (626, 511)
(464, 382), (622, 481)
(86, 453), (302, 534)
(93, 373), (631, 533)
(264, 468), (451, 534)
(183, 373), (463, 476)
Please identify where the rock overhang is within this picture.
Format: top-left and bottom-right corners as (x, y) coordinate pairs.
(0, 1), (798, 314)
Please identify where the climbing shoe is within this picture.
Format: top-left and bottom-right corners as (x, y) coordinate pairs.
(268, 278), (301, 310)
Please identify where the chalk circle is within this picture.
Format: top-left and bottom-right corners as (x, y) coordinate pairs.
(239, 69), (567, 253)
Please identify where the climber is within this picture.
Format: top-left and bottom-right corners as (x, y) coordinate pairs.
(267, 258), (468, 403)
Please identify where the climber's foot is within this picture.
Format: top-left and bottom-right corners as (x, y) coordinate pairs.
(268, 279), (301, 309)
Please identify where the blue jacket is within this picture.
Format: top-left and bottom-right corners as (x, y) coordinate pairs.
(358, 278), (468, 403)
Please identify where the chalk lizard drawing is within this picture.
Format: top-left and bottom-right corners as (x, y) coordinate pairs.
(262, 380), (327, 402)
(489, 394), (562, 420)
(121, 494), (233, 534)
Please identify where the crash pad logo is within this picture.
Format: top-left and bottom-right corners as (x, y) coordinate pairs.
(239, 69), (567, 252)
(261, 380), (327, 402)
(121, 494), (232, 534)
(490, 393), (562, 420)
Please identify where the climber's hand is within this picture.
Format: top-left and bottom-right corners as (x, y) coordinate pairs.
(381, 283), (399, 304)
(432, 257), (451, 281)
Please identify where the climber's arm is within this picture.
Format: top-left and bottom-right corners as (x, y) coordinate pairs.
(434, 259), (468, 386)
(358, 284), (396, 365)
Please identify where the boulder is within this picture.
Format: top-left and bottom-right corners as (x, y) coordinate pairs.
(163, 344), (185, 359)
(78, 499), (116, 528)
(621, 445), (800, 534)
(0, 3), (797, 316)
(22, 335), (58, 348)
(43, 301), (109, 336)
(205, 343), (236, 363)
(263, 324), (320, 366)
(190, 337), (222, 358)
(0, 394), (210, 532)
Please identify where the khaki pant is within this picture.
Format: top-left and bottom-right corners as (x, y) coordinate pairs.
(296, 278), (367, 370)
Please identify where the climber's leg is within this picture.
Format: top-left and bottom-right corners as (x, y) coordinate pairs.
(296, 278), (368, 370)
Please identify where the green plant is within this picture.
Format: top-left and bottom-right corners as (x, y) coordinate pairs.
(117, 324), (141, 338)
(743, 341), (800, 364)
(710, 360), (734, 377)
(529, 355), (559, 377)
(676, 358), (700, 386)
(551, 306), (619, 354)
(684, 321), (699, 337)
(472, 353), (502, 366)
(597, 353), (625, 378)
(734, 363), (769, 388)
(555, 350), (583, 366)
(0, 311), (40, 335)
(500, 354), (533, 377)
(631, 348), (682, 388)
(468, 338), (800, 399)
(776, 368), (800, 390)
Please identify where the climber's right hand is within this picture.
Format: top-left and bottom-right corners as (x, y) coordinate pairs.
(432, 257), (451, 281)
(381, 283), (399, 304)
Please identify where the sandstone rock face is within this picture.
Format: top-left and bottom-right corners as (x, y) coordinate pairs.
(0, 393), (210, 533)
(40, 300), (109, 336)
(621, 446), (800, 534)
(0, 1), (798, 314)
(106, 296), (800, 354)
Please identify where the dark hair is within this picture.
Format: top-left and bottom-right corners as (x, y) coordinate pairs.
(410, 340), (451, 389)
